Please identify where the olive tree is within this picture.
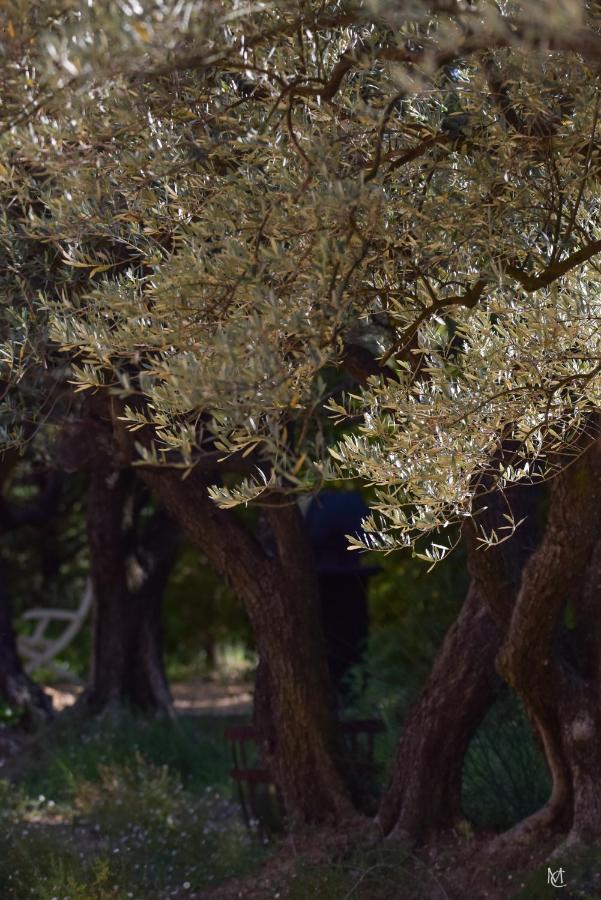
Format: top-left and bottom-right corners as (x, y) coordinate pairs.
(5, 0), (601, 841)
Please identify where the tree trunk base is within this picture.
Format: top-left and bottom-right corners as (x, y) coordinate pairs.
(484, 800), (569, 860)
(73, 672), (174, 719)
(0, 671), (53, 727)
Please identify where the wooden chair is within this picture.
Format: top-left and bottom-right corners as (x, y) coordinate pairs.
(224, 717), (385, 832)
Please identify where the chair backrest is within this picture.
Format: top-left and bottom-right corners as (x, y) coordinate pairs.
(17, 577), (93, 680)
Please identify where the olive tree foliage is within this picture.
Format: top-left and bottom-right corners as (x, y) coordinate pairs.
(3, 0), (601, 557)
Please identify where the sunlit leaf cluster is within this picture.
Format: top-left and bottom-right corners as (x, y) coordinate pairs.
(3, 0), (601, 552)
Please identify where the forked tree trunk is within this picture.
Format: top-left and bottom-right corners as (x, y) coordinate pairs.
(377, 582), (501, 840)
(496, 438), (601, 849)
(141, 467), (354, 827)
(379, 483), (539, 842)
(0, 575), (52, 724)
(80, 465), (176, 715)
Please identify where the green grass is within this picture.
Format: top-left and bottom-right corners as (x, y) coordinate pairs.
(0, 711), (267, 899)
(165, 642), (257, 684)
(462, 689), (551, 832)
(0, 701), (25, 725)
(18, 710), (236, 800)
(0, 681), (562, 899)
(512, 846), (601, 899)
(288, 842), (448, 900)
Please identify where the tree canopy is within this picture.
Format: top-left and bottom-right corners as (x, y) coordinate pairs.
(3, 0), (601, 558)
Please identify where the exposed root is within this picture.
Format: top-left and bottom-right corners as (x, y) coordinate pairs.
(481, 802), (567, 859)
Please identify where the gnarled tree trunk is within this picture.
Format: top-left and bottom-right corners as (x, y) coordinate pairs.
(377, 582), (501, 840)
(80, 464), (176, 715)
(496, 438), (601, 848)
(379, 482), (540, 843)
(141, 467), (354, 827)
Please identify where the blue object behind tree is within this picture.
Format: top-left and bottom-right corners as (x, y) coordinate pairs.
(305, 492), (379, 700)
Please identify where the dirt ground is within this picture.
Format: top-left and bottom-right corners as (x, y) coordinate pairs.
(196, 823), (557, 900)
(44, 680), (253, 716)
(0, 684), (580, 899)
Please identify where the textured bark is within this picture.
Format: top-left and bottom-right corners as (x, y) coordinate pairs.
(379, 483), (540, 842)
(560, 697), (601, 846)
(80, 465), (176, 715)
(497, 439), (601, 847)
(141, 466), (354, 826)
(560, 534), (601, 843)
(378, 581), (500, 840)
